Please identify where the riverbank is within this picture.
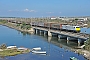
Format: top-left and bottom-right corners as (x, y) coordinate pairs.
(70, 48), (90, 60)
(60, 43), (90, 60)
(0, 22), (34, 34)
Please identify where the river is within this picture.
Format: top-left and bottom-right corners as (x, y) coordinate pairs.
(0, 25), (87, 60)
(81, 27), (90, 34)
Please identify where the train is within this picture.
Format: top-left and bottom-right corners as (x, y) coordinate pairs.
(32, 22), (81, 33)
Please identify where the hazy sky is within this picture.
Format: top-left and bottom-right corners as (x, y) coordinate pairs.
(0, 0), (90, 17)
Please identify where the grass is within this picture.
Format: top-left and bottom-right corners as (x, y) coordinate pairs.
(0, 49), (30, 57)
(0, 49), (21, 56)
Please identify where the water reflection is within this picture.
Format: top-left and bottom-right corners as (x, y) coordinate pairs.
(48, 37), (51, 43)
(47, 36), (78, 49)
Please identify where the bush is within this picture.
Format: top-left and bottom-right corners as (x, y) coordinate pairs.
(20, 23), (31, 29)
(84, 35), (90, 51)
(16, 24), (20, 26)
(26, 25), (31, 30)
(0, 43), (7, 49)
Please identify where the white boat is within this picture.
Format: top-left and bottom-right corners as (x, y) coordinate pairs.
(32, 51), (46, 54)
(32, 47), (41, 51)
(7, 46), (17, 49)
(18, 47), (28, 50)
(75, 45), (85, 49)
(70, 57), (78, 60)
(32, 53), (47, 55)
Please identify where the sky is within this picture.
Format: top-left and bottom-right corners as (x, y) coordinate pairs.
(0, 0), (90, 18)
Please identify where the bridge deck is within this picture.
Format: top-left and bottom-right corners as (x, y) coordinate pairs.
(33, 27), (89, 40)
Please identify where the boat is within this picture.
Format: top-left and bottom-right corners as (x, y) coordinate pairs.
(18, 47), (28, 50)
(75, 45), (85, 49)
(32, 53), (47, 55)
(7, 46), (17, 49)
(32, 47), (41, 51)
(32, 51), (46, 54)
(70, 57), (78, 60)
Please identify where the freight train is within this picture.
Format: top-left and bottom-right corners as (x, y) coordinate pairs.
(32, 22), (81, 33)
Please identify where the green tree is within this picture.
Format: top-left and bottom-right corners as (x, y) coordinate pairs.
(75, 18), (78, 20)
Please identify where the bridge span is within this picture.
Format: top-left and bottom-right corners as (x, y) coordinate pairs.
(33, 26), (89, 45)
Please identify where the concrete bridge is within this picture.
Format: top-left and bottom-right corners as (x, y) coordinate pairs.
(33, 26), (89, 46)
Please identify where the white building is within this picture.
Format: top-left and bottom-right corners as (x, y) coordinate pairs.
(50, 17), (57, 20)
(77, 18), (88, 21)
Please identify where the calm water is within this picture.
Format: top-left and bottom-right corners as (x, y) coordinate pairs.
(81, 28), (90, 34)
(0, 25), (86, 60)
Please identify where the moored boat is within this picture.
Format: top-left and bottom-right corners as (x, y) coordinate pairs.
(70, 57), (78, 60)
(32, 51), (46, 54)
(32, 47), (41, 51)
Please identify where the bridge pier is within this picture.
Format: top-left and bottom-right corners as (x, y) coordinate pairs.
(48, 37), (51, 42)
(48, 31), (52, 37)
(58, 35), (62, 39)
(67, 37), (70, 44)
(40, 30), (42, 35)
(44, 31), (47, 36)
(44, 31), (46, 36)
(35, 29), (38, 34)
(78, 39), (81, 46)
